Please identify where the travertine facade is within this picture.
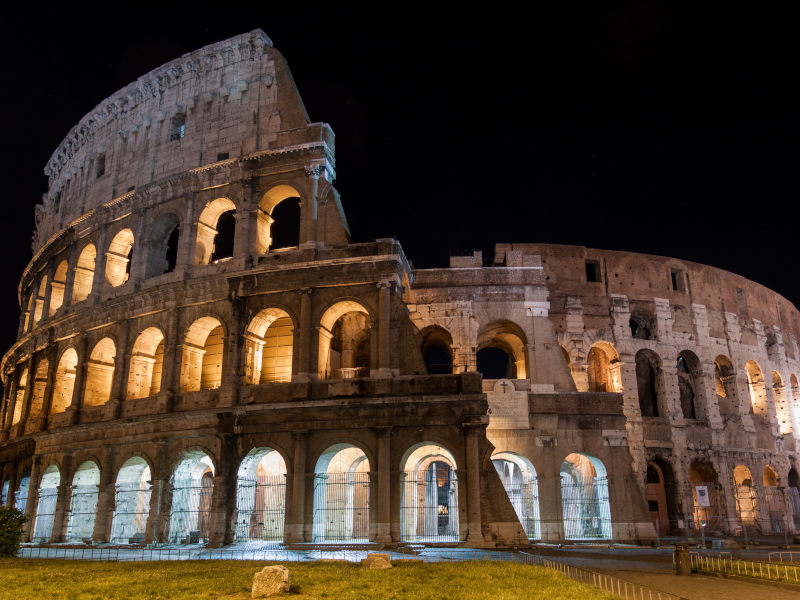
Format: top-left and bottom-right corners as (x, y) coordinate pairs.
(0, 30), (795, 550)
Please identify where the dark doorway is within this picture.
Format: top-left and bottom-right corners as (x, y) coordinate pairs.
(270, 198), (301, 250)
(210, 211), (236, 262)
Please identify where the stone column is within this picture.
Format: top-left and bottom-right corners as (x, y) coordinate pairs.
(59, 243), (78, 313)
(3, 368), (20, 431)
(145, 441), (170, 543)
(294, 289), (313, 382)
(301, 166), (320, 245)
(697, 362), (723, 428)
(40, 261), (56, 324)
(25, 283), (39, 334)
(66, 334), (89, 425)
(376, 282), (392, 378)
(107, 320), (131, 420)
(160, 307), (180, 396)
(18, 354), (37, 428)
(92, 446), (117, 542)
(463, 423), (485, 543)
(537, 435), (565, 543)
(181, 192), (198, 271)
(288, 431), (308, 542)
(223, 298), (243, 388)
(659, 364), (684, 424)
(207, 435), (236, 548)
(37, 335), (59, 431)
(90, 225), (109, 304)
(132, 209), (149, 291)
(21, 458), (41, 542)
(49, 453), (73, 543)
(375, 427), (392, 543)
(233, 183), (253, 265)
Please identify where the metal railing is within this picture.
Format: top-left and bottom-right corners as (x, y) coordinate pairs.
(690, 552), (800, 584)
(770, 551), (800, 564)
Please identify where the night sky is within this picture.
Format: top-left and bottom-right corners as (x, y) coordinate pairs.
(0, 4), (796, 386)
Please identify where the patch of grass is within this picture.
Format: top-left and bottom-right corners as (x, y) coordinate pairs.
(0, 559), (616, 600)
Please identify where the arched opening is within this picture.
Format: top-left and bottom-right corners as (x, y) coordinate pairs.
(33, 277), (47, 326)
(49, 260), (68, 315)
(635, 350), (661, 417)
(733, 465), (757, 529)
(267, 198), (301, 251)
(646, 461), (675, 536)
(587, 343), (620, 392)
(195, 198), (236, 265)
(492, 452), (539, 540)
(23, 292), (33, 331)
(127, 328), (165, 399)
(788, 468), (800, 530)
(629, 310), (654, 340)
(419, 326), (454, 375)
(256, 185), (302, 254)
(319, 301), (371, 379)
(235, 448), (287, 543)
(84, 338), (116, 407)
(104, 229), (134, 288)
(27, 358), (49, 424)
(66, 461), (100, 542)
(14, 468), (30, 512)
(33, 465), (60, 542)
(145, 214), (181, 279)
(110, 457), (152, 544)
(244, 309), (294, 384)
(51, 348), (78, 415)
(560, 453), (612, 540)
(11, 368), (28, 426)
(72, 244), (96, 303)
(745, 360), (767, 416)
(313, 444), (370, 542)
(168, 451), (214, 544)
(772, 371), (792, 435)
(763, 466), (785, 533)
(1, 475), (9, 506)
(180, 317), (224, 392)
(688, 462), (722, 533)
(476, 320), (528, 380)
(677, 351), (698, 420)
(714, 355), (735, 414)
(400, 443), (459, 542)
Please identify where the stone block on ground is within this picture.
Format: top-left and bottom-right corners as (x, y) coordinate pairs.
(252, 565), (290, 598)
(362, 553), (392, 569)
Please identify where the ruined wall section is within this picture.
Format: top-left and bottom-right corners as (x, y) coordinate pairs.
(35, 29), (316, 254)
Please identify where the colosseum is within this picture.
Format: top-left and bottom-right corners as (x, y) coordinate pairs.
(0, 29), (797, 551)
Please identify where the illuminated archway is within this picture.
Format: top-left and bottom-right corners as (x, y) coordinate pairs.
(560, 453), (611, 540)
(492, 451), (539, 539)
(234, 448), (287, 542)
(312, 444), (370, 542)
(110, 457), (152, 544)
(400, 443), (459, 542)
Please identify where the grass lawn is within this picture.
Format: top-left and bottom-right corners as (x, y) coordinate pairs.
(0, 558), (616, 600)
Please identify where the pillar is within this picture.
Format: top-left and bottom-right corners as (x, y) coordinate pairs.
(2, 367), (20, 431)
(66, 334), (89, 425)
(376, 282), (392, 378)
(160, 307), (180, 396)
(21, 458), (40, 542)
(207, 436), (236, 548)
(49, 453), (73, 543)
(132, 209), (149, 291)
(181, 192), (197, 271)
(463, 423), (485, 543)
(375, 427), (392, 543)
(37, 336), (59, 431)
(288, 431), (308, 542)
(59, 242), (78, 313)
(145, 441), (170, 544)
(294, 289), (312, 382)
(25, 283), (39, 334)
(89, 225), (109, 304)
(107, 320), (131, 420)
(18, 354), (37, 428)
(92, 446), (116, 542)
(40, 261), (56, 324)
(301, 166), (319, 245)
(538, 435), (565, 542)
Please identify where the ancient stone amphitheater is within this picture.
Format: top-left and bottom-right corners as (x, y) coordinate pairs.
(1, 29), (797, 550)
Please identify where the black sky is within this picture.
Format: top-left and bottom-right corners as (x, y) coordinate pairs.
(0, 3), (797, 377)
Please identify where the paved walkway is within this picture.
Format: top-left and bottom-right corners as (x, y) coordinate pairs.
(552, 552), (798, 600)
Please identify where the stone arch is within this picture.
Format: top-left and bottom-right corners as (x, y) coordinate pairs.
(66, 460), (101, 542)
(32, 464), (60, 542)
(72, 243), (96, 303)
(714, 355), (734, 398)
(234, 447), (288, 542)
(688, 461), (723, 532)
(84, 337), (116, 407)
(32, 276), (47, 326)
(647, 458), (676, 535)
(312, 442), (371, 542)
(104, 228), (135, 288)
(492, 451), (540, 540)
(400, 442), (460, 542)
(476, 320), (529, 380)
(145, 212), (181, 279)
(14, 467), (31, 513)
(733, 464), (757, 527)
(49, 259), (69, 315)
(127, 327), (166, 399)
(110, 456), (152, 544)
(11, 367), (29, 426)
(27, 358), (49, 423)
(244, 308), (294, 384)
(745, 360), (768, 416)
(195, 197), (237, 265)
(629, 307), (655, 340)
(560, 452), (612, 540)
(318, 299), (373, 379)
(167, 450), (216, 544)
(180, 316), (225, 392)
(772, 371), (792, 434)
(635, 349), (662, 418)
(677, 350), (699, 420)
(51, 347), (78, 414)
(587, 342), (620, 393)
(256, 183), (303, 254)
(418, 325), (454, 375)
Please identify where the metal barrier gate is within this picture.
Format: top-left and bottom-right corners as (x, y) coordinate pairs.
(66, 484), (99, 541)
(234, 476), (286, 542)
(498, 475), (540, 540)
(561, 476), (611, 540)
(400, 466), (459, 542)
(312, 473), (369, 542)
(168, 477), (213, 544)
(111, 482), (152, 544)
(32, 488), (58, 542)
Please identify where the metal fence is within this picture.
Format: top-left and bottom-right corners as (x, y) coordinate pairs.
(66, 484), (99, 542)
(312, 473), (369, 542)
(497, 475), (540, 540)
(168, 478), (213, 544)
(690, 551), (800, 584)
(561, 477), (612, 540)
(110, 483), (152, 544)
(235, 476), (286, 542)
(400, 467), (459, 542)
(32, 488), (58, 542)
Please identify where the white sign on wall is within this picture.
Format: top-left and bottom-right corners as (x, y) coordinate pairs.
(695, 485), (711, 507)
(487, 379), (530, 429)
